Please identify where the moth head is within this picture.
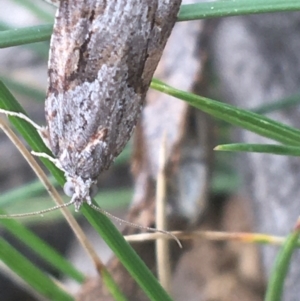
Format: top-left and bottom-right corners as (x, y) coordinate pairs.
(63, 177), (98, 211)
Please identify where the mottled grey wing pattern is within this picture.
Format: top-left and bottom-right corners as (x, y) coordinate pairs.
(45, 0), (181, 174)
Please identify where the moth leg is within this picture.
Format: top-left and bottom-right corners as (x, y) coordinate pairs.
(0, 108), (52, 148)
(31, 151), (62, 169)
(0, 108), (44, 131)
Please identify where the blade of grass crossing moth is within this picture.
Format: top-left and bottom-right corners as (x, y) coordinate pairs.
(0, 81), (65, 182)
(82, 204), (175, 301)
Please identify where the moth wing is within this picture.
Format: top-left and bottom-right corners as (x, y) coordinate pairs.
(45, 0), (181, 169)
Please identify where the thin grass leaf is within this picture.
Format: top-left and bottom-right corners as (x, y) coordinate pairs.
(2, 1), (300, 49)
(0, 24), (53, 48)
(151, 79), (300, 146)
(0, 21), (49, 57)
(82, 204), (175, 301)
(0, 75), (45, 102)
(101, 269), (129, 301)
(0, 82), (64, 181)
(0, 210), (84, 282)
(0, 189), (132, 227)
(265, 224), (300, 301)
(252, 92), (300, 115)
(211, 172), (239, 193)
(178, 0), (300, 21)
(215, 144), (300, 156)
(0, 238), (73, 301)
(0, 177), (57, 207)
(0, 21), (10, 31)
(1, 186), (131, 212)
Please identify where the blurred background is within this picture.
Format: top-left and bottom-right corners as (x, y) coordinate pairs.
(1, 0), (300, 300)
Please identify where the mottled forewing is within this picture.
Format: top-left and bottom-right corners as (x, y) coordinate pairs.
(45, 0), (181, 170)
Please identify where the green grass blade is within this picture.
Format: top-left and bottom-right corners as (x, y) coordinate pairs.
(265, 227), (300, 301)
(0, 177), (56, 207)
(215, 144), (300, 156)
(0, 75), (45, 102)
(0, 210), (84, 282)
(2, 1), (300, 49)
(151, 79), (300, 146)
(252, 92), (300, 115)
(0, 81), (64, 181)
(0, 238), (73, 301)
(82, 204), (175, 301)
(211, 172), (239, 193)
(99, 268), (129, 301)
(178, 0), (300, 21)
(1, 185), (131, 214)
(0, 24), (53, 48)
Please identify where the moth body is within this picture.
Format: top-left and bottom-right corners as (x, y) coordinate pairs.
(44, 0), (181, 210)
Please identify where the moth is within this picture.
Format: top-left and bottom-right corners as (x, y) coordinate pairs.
(1, 0), (182, 211)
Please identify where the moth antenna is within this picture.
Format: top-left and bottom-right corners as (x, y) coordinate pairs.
(89, 203), (182, 248)
(0, 200), (75, 219)
(0, 200), (182, 247)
